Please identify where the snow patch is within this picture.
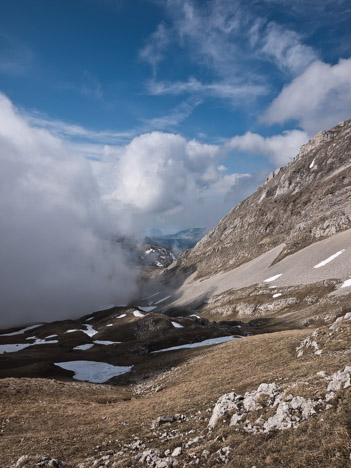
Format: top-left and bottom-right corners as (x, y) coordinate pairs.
(309, 159), (315, 169)
(116, 314), (126, 319)
(341, 278), (351, 289)
(155, 295), (172, 305)
(0, 338), (58, 354)
(0, 324), (42, 337)
(171, 321), (184, 329)
(272, 293), (282, 298)
(0, 343), (31, 354)
(153, 336), (239, 353)
(133, 311), (145, 317)
(93, 340), (121, 345)
(138, 306), (156, 312)
(82, 324), (98, 337)
(142, 292), (160, 300)
(54, 361), (133, 383)
(65, 324), (97, 337)
(73, 344), (94, 351)
(264, 274), (282, 283)
(313, 250), (345, 268)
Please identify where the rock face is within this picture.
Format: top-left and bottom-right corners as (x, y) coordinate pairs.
(141, 245), (176, 269)
(209, 365), (351, 434)
(176, 120), (351, 279)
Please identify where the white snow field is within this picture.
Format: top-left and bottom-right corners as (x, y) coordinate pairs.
(153, 335), (240, 353)
(341, 278), (351, 288)
(264, 274), (282, 283)
(167, 228), (351, 309)
(83, 324), (98, 337)
(171, 321), (184, 328)
(313, 250), (345, 268)
(73, 344), (94, 351)
(54, 361), (133, 383)
(0, 324), (42, 337)
(0, 343), (32, 354)
(65, 324), (98, 337)
(93, 340), (121, 345)
(154, 295), (172, 305)
(138, 306), (156, 312)
(0, 338), (58, 354)
(133, 311), (145, 317)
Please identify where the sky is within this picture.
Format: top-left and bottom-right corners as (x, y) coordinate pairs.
(0, 0), (351, 326)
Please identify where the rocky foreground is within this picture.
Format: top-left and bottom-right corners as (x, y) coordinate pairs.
(1, 309), (351, 467)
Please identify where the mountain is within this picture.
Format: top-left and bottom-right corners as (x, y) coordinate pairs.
(144, 227), (207, 253)
(162, 119), (351, 328)
(178, 120), (351, 278)
(140, 244), (176, 269)
(2, 120), (351, 468)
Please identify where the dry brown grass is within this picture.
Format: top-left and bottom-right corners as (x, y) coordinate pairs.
(1, 326), (351, 467)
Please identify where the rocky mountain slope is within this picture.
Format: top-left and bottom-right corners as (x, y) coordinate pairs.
(178, 119), (351, 278)
(160, 120), (351, 330)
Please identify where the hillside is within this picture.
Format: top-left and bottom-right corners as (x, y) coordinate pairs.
(178, 119), (351, 278)
(160, 120), (351, 329)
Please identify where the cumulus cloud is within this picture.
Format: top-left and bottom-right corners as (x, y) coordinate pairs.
(0, 94), (137, 328)
(97, 131), (251, 232)
(227, 129), (308, 166)
(105, 132), (221, 212)
(264, 58), (351, 133)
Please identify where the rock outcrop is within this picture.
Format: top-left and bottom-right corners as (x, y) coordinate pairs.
(209, 365), (351, 434)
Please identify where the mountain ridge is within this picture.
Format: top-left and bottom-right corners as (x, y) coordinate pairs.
(175, 119), (351, 279)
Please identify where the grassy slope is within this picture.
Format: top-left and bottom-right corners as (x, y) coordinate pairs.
(1, 325), (351, 467)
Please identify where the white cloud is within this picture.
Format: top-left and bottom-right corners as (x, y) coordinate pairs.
(141, 0), (320, 106)
(139, 23), (171, 75)
(97, 131), (253, 231)
(227, 129), (308, 166)
(105, 132), (221, 212)
(260, 22), (318, 75)
(0, 93), (137, 328)
(264, 58), (351, 133)
(140, 98), (202, 130)
(24, 112), (134, 145)
(147, 77), (268, 101)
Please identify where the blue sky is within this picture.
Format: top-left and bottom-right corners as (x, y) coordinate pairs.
(1, 0), (351, 324)
(1, 0), (351, 231)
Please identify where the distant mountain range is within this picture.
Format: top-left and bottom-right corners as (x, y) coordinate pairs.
(144, 227), (207, 253)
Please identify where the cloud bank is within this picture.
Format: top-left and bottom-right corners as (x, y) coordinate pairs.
(264, 58), (351, 133)
(97, 131), (252, 232)
(227, 129), (309, 166)
(0, 94), (137, 328)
